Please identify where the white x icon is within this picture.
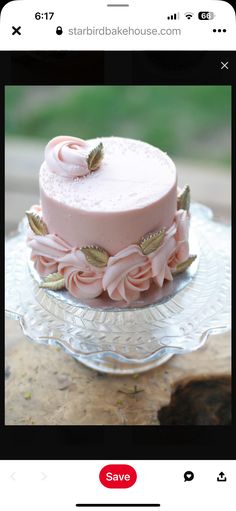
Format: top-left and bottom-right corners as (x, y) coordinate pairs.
(221, 61), (229, 69)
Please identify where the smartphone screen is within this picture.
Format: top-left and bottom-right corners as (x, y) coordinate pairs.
(1, 1), (235, 510)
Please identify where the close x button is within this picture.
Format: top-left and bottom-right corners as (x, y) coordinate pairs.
(12, 26), (21, 35)
(99, 464), (137, 488)
(220, 61), (229, 70)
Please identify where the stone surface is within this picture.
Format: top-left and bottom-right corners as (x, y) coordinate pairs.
(5, 319), (231, 425)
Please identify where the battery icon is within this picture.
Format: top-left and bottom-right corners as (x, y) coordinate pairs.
(198, 11), (215, 20)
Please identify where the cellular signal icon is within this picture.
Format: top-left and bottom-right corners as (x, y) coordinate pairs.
(167, 12), (180, 20)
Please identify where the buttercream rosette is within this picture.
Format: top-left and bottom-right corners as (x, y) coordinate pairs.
(103, 245), (152, 302)
(45, 135), (104, 178)
(28, 233), (72, 277)
(58, 250), (104, 300)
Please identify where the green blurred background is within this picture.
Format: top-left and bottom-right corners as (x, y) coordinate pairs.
(5, 85), (231, 167)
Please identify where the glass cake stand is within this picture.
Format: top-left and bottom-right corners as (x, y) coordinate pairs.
(5, 203), (231, 374)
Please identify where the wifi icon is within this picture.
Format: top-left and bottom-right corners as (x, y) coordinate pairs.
(185, 12), (194, 19)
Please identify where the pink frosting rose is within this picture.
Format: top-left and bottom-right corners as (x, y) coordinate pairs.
(45, 135), (93, 178)
(169, 209), (190, 268)
(103, 245), (152, 303)
(27, 233), (72, 277)
(148, 227), (177, 287)
(58, 250), (104, 299)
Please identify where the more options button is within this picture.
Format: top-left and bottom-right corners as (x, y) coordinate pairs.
(99, 464), (137, 488)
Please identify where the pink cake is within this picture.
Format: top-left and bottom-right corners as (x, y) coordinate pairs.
(26, 135), (195, 304)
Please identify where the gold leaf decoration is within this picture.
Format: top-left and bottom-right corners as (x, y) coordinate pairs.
(39, 272), (65, 290)
(172, 255), (197, 276)
(177, 184), (191, 212)
(81, 246), (109, 267)
(25, 210), (48, 236)
(87, 142), (104, 171)
(139, 229), (165, 255)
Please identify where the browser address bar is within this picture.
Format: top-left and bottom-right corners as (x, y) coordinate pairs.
(0, 0), (235, 50)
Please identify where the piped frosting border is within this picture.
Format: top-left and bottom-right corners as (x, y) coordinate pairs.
(26, 195), (196, 303)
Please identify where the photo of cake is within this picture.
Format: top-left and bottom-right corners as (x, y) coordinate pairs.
(26, 135), (196, 304)
(5, 85), (231, 419)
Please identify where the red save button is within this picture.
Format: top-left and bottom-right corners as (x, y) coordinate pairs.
(99, 464), (137, 488)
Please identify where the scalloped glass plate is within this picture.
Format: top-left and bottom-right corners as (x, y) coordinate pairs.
(5, 203), (231, 374)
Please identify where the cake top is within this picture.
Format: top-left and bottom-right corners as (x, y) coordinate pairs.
(40, 136), (176, 212)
